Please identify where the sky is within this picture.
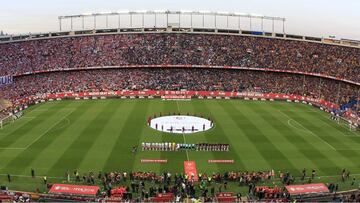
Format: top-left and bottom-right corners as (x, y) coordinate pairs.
(0, 0), (360, 40)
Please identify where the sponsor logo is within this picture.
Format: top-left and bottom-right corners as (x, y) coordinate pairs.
(208, 160), (234, 163)
(141, 159), (167, 163)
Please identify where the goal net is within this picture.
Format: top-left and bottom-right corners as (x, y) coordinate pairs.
(0, 111), (23, 129)
(338, 116), (359, 132)
(0, 115), (14, 129)
(349, 122), (359, 132)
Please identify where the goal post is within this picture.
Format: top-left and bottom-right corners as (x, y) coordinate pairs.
(349, 122), (359, 132)
(338, 116), (359, 132)
(0, 114), (14, 129)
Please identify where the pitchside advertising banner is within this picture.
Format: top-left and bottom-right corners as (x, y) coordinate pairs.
(49, 184), (99, 196)
(285, 183), (329, 195)
(0, 75), (13, 86)
(42, 90), (339, 109)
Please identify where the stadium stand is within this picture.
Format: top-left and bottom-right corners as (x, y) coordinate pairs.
(1, 68), (359, 113)
(0, 31), (359, 202)
(0, 33), (359, 83)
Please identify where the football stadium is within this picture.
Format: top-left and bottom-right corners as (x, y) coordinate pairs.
(0, 5), (360, 202)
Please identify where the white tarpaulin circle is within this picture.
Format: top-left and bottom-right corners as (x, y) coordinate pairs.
(149, 115), (213, 134)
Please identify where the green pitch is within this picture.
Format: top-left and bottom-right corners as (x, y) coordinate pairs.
(0, 99), (360, 183)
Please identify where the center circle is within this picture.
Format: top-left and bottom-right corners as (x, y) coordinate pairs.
(149, 115), (213, 134)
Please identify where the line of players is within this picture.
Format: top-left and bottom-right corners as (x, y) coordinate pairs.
(141, 142), (229, 152)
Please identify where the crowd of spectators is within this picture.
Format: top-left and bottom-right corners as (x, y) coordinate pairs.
(98, 170), (276, 186)
(62, 169), (359, 202)
(0, 68), (358, 109)
(337, 191), (360, 202)
(0, 33), (359, 83)
(71, 169), (281, 202)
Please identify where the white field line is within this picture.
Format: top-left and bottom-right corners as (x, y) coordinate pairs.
(0, 105), (61, 134)
(306, 107), (360, 137)
(0, 116), (39, 144)
(278, 110), (336, 150)
(287, 119), (308, 134)
(22, 116), (36, 119)
(0, 173), (63, 179)
(176, 101), (189, 161)
(1, 172), (360, 182)
(0, 117), (36, 136)
(23, 109), (75, 149)
(280, 109), (315, 113)
(0, 147), (26, 150)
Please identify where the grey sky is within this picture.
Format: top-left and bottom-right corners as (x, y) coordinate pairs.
(1, 0), (359, 40)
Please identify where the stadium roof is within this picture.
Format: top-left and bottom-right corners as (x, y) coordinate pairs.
(58, 10), (286, 21)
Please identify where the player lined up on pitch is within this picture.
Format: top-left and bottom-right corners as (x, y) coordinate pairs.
(141, 142), (229, 151)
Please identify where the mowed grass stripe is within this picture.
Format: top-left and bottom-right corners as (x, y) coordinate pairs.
(49, 101), (116, 172)
(243, 102), (316, 174)
(165, 101), (216, 173)
(0, 103), (69, 172)
(208, 100), (249, 170)
(206, 100), (271, 171)
(292, 105), (360, 172)
(96, 100), (137, 172)
(2, 99), (360, 179)
(189, 100), (239, 172)
(277, 103), (342, 149)
(77, 100), (130, 173)
(304, 105), (360, 137)
(0, 102), (63, 136)
(283, 105), (356, 151)
(0, 102), (77, 174)
(0, 102), (67, 148)
(222, 101), (298, 172)
(103, 100), (150, 172)
(273, 104), (354, 174)
(300, 105), (360, 145)
(132, 100), (166, 172)
(159, 101), (183, 174)
(179, 101), (220, 173)
(253, 102), (342, 175)
(132, 100), (164, 173)
(36, 101), (100, 176)
(29, 101), (95, 176)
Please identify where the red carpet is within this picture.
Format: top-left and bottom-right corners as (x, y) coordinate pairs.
(184, 161), (198, 181)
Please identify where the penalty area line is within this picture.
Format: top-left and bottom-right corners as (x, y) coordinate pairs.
(278, 110), (337, 151)
(176, 101), (190, 161)
(306, 107), (360, 137)
(24, 109), (75, 149)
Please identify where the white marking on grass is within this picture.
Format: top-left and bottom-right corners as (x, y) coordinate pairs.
(0, 116), (37, 135)
(31, 109), (48, 112)
(22, 116), (36, 119)
(51, 118), (71, 131)
(287, 119), (308, 133)
(281, 109), (314, 113)
(1, 172), (360, 182)
(0, 173), (62, 179)
(278, 110), (336, 150)
(24, 110), (75, 149)
(306, 107), (360, 137)
(176, 101), (189, 161)
(0, 147), (26, 150)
